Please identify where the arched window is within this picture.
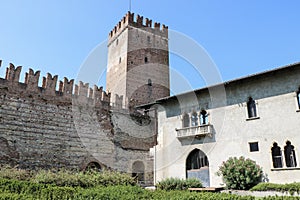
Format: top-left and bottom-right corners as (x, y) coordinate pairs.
(284, 141), (297, 167)
(247, 97), (257, 118)
(191, 112), (198, 126)
(271, 142), (283, 168)
(200, 110), (208, 125)
(183, 113), (190, 128)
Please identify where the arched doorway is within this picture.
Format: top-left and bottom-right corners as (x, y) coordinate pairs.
(186, 149), (210, 187)
(132, 161), (145, 183)
(85, 162), (102, 172)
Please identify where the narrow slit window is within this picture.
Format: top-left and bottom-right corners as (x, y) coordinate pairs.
(247, 97), (257, 118)
(144, 57), (148, 63)
(297, 90), (300, 109)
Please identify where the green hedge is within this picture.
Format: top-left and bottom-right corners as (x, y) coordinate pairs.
(156, 177), (202, 191)
(251, 182), (300, 195)
(3, 178), (300, 199)
(0, 167), (136, 188)
(0, 178), (256, 200)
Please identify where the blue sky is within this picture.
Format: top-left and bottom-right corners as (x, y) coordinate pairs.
(0, 1), (300, 94)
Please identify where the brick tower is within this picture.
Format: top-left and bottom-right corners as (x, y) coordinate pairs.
(106, 12), (170, 108)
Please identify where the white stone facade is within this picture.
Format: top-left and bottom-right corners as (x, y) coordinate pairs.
(151, 63), (300, 187)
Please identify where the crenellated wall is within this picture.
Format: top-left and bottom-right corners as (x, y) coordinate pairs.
(3, 63), (111, 106)
(108, 11), (168, 44)
(0, 61), (155, 184)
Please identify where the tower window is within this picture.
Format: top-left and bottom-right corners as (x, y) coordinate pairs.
(144, 57), (148, 63)
(284, 141), (297, 167)
(147, 36), (150, 43)
(247, 97), (257, 118)
(116, 39), (119, 46)
(119, 57), (121, 64)
(147, 79), (152, 86)
(200, 110), (208, 125)
(249, 142), (259, 152)
(271, 142), (283, 168)
(182, 113), (190, 128)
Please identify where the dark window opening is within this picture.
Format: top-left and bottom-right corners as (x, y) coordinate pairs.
(200, 110), (208, 125)
(147, 79), (152, 100)
(249, 142), (259, 152)
(297, 90), (300, 109)
(144, 57), (148, 63)
(148, 79), (152, 86)
(271, 142), (283, 168)
(284, 140), (297, 167)
(116, 39), (119, 46)
(191, 112), (198, 126)
(186, 149), (209, 170)
(132, 161), (145, 183)
(183, 113), (190, 128)
(247, 97), (257, 118)
(85, 162), (102, 172)
(147, 36), (150, 43)
(119, 57), (121, 64)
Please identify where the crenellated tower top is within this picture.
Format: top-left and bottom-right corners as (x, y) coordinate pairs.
(108, 11), (168, 44)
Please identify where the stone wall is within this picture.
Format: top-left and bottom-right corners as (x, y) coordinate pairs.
(106, 12), (170, 107)
(0, 63), (155, 184)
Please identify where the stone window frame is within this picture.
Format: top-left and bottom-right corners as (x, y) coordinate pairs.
(249, 141), (259, 152)
(271, 142), (283, 168)
(271, 141), (300, 171)
(245, 97), (260, 121)
(284, 140), (297, 168)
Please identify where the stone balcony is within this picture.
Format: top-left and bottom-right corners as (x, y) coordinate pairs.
(175, 124), (213, 139)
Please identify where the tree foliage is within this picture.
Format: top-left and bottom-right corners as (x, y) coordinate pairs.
(217, 156), (262, 190)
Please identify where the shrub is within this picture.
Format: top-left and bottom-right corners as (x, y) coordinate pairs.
(0, 166), (136, 188)
(0, 165), (32, 181)
(217, 156), (262, 190)
(251, 182), (300, 194)
(32, 169), (136, 187)
(156, 177), (202, 191)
